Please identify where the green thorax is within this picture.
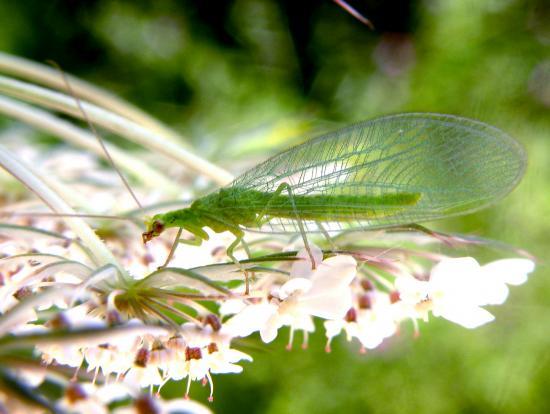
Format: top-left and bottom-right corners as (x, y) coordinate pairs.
(154, 188), (260, 235)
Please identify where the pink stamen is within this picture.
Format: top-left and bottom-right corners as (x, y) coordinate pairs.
(302, 331), (309, 349)
(206, 372), (215, 402)
(185, 376), (192, 399)
(286, 328), (295, 351)
(413, 319), (420, 338)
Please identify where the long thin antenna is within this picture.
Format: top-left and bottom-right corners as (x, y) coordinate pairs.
(0, 211), (138, 222)
(333, 0), (375, 30)
(47, 61), (143, 209)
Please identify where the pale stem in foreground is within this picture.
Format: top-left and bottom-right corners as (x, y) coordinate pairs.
(0, 51), (183, 144)
(0, 145), (125, 274)
(0, 94), (181, 196)
(0, 74), (234, 185)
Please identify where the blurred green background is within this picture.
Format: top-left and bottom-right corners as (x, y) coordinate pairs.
(0, 0), (549, 413)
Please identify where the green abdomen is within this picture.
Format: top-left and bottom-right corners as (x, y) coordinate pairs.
(257, 192), (420, 221)
(208, 188), (421, 224)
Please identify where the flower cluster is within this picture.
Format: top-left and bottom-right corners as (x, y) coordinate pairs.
(0, 190), (536, 414)
(0, 207), (536, 414)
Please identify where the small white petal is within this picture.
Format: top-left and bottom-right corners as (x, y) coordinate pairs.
(296, 256), (356, 320)
(224, 349), (253, 363)
(260, 313), (283, 343)
(288, 313), (315, 333)
(299, 287), (353, 320)
(343, 323), (361, 342)
(279, 278), (313, 299)
(430, 257), (480, 287)
(219, 299), (247, 316)
(395, 276), (429, 304)
(474, 279), (510, 306)
(308, 255), (357, 293)
(223, 303), (277, 338)
(435, 303), (495, 329)
(124, 366), (163, 387)
(210, 361), (243, 374)
(356, 307), (397, 349)
(187, 359), (210, 381)
(324, 319), (345, 339)
(290, 245), (324, 278)
(482, 258), (535, 286)
(357, 331), (384, 350)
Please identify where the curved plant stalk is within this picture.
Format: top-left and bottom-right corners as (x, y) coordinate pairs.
(0, 287), (67, 336)
(0, 223), (85, 247)
(1, 252), (77, 267)
(0, 74), (234, 186)
(137, 267), (232, 294)
(0, 51), (182, 144)
(0, 145), (125, 275)
(0, 366), (58, 413)
(0, 94), (180, 196)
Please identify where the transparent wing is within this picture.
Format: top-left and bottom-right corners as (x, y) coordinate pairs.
(229, 113), (526, 233)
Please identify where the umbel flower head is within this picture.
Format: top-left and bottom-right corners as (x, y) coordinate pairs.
(0, 160), (535, 411)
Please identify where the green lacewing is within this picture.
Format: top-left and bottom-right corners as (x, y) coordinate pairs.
(142, 113), (526, 257)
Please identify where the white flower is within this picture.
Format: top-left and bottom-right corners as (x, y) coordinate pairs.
(287, 248), (357, 320)
(181, 324), (252, 376)
(158, 323), (251, 399)
(395, 257), (535, 329)
(208, 344), (253, 374)
(124, 347), (164, 388)
(420, 257), (495, 328)
(85, 343), (136, 378)
(85, 320), (148, 380)
(356, 294), (398, 349)
(222, 302), (279, 339)
(324, 291), (397, 351)
(224, 246), (357, 345)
